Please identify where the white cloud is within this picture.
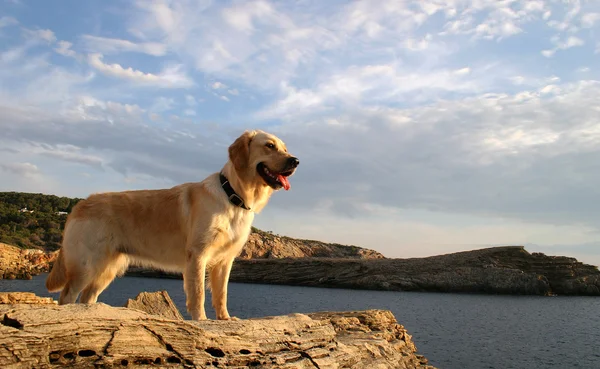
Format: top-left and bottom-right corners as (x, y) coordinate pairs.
(265, 80), (600, 231)
(127, 0), (342, 88)
(54, 40), (76, 57)
(150, 97), (174, 112)
(547, 20), (570, 32)
(87, 53), (193, 88)
(539, 84), (561, 95)
(510, 76), (525, 85)
(24, 28), (56, 43)
(212, 81), (226, 89)
(403, 35), (432, 51)
(0, 162), (40, 177)
(185, 94), (197, 106)
(222, 0), (277, 33)
(220, 95), (230, 102)
(34, 145), (104, 169)
(581, 13), (600, 28)
(257, 63), (490, 120)
(0, 16), (18, 28)
(454, 67), (470, 75)
(0, 158), (60, 195)
(228, 88), (239, 96)
(542, 10), (552, 20)
(441, 1), (546, 40)
(0, 44), (31, 64)
(1, 27), (62, 63)
(81, 35), (167, 56)
(542, 36), (584, 57)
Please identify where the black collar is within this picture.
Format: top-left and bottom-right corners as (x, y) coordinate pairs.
(219, 172), (251, 211)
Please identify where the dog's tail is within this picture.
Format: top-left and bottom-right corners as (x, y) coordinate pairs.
(46, 250), (67, 292)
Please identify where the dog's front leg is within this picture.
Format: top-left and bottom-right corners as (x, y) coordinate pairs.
(210, 258), (235, 320)
(184, 250), (208, 320)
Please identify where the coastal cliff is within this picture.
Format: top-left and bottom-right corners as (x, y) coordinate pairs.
(0, 243), (57, 280)
(230, 246), (600, 296)
(0, 291), (435, 369)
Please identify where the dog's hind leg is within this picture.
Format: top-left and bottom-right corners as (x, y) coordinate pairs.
(58, 219), (121, 305)
(79, 253), (129, 304)
(58, 274), (91, 305)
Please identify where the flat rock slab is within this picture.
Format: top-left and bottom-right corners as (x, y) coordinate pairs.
(0, 292), (435, 369)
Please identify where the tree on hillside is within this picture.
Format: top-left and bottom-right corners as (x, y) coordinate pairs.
(0, 192), (83, 250)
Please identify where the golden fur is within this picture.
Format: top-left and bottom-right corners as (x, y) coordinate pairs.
(45, 130), (298, 320)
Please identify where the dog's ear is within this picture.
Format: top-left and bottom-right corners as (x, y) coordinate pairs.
(229, 130), (256, 172)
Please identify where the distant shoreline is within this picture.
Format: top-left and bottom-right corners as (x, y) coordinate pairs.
(125, 246), (600, 297)
(3, 241), (599, 296)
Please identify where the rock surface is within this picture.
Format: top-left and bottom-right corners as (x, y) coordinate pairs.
(0, 243), (57, 280)
(125, 291), (184, 321)
(229, 246), (600, 296)
(0, 291), (435, 369)
(240, 229), (385, 259)
(0, 292), (57, 305)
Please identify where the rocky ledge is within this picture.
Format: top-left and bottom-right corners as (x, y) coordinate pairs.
(229, 246), (600, 296)
(0, 243), (58, 280)
(0, 291), (434, 369)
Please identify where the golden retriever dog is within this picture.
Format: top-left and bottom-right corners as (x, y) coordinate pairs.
(45, 130), (299, 320)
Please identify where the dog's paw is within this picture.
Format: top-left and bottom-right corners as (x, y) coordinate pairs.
(217, 315), (240, 321)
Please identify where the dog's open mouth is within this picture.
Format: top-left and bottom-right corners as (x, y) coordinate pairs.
(257, 162), (293, 190)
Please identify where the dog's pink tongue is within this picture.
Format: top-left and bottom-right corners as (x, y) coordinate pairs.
(278, 174), (291, 190)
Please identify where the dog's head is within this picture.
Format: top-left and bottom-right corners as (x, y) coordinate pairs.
(228, 130), (299, 191)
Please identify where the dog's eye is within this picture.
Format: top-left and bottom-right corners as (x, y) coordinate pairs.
(265, 143), (275, 149)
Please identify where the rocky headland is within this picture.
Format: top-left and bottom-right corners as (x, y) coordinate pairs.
(0, 243), (58, 280)
(127, 246), (600, 296)
(238, 229), (385, 259)
(230, 246), (600, 296)
(0, 291), (435, 369)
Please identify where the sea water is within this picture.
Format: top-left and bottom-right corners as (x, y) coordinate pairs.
(1, 274), (599, 369)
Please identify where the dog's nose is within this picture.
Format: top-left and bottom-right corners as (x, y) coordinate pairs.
(287, 157), (300, 168)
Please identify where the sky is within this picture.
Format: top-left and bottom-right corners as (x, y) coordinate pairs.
(1, 0), (600, 267)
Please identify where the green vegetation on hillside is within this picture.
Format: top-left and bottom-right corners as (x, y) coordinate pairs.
(0, 192), (82, 250)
